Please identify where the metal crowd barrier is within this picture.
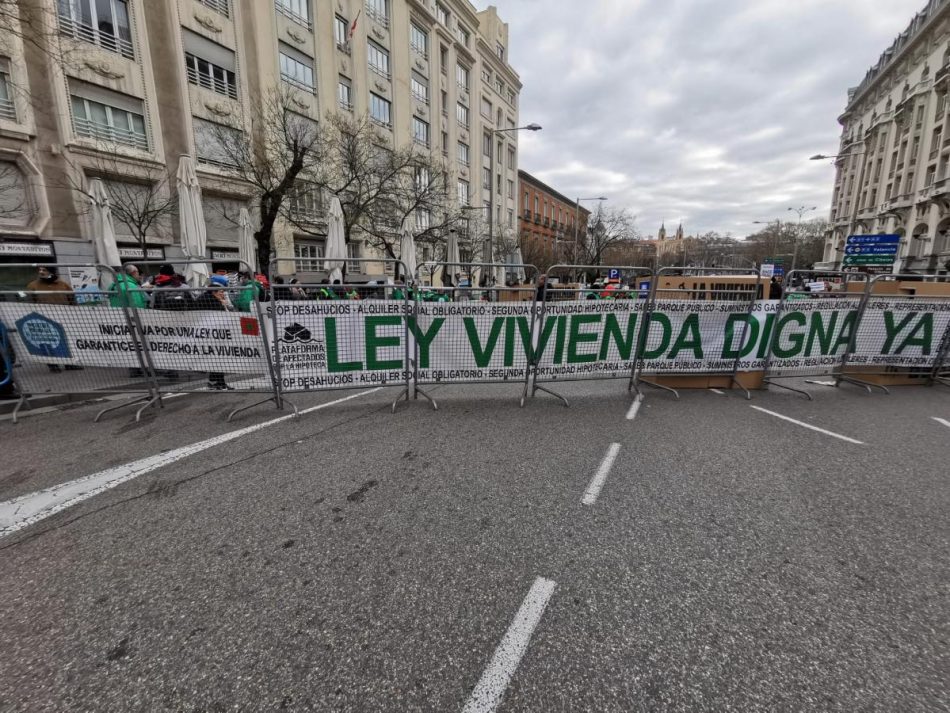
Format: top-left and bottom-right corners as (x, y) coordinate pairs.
(632, 267), (762, 400)
(838, 273), (950, 393)
(761, 270), (871, 400)
(268, 257), (412, 414)
(411, 261), (540, 410)
(525, 264), (654, 407)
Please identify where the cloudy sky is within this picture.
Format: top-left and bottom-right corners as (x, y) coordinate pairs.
(474, 0), (928, 238)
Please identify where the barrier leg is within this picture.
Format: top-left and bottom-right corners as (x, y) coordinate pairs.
(635, 377), (680, 400)
(766, 378), (814, 401)
(530, 380), (570, 407)
(391, 385), (413, 413)
(226, 394), (293, 423)
(10, 394), (30, 424)
(95, 393), (160, 423)
(834, 374), (890, 395)
(414, 385), (438, 411)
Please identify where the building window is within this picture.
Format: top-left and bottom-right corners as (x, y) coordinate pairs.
(294, 240), (324, 271)
(456, 102), (469, 128)
(275, 0), (311, 28)
(481, 68), (491, 83)
(456, 63), (469, 92)
(368, 40), (390, 79)
(412, 117), (430, 146)
(494, 77), (504, 95)
(338, 75), (352, 110)
(416, 208), (431, 231)
(507, 88), (516, 105)
(480, 96), (492, 119)
(507, 179), (514, 199)
(523, 191), (528, 210)
(456, 24), (469, 46)
(198, 0), (229, 16)
(483, 131), (491, 158)
(410, 71), (429, 103)
(482, 166), (491, 189)
(279, 44), (315, 93)
(496, 42), (504, 61)
(0, 59), (16, 122)
(58, 0), (134, 59)
(457, 141), (470, 166)
(507, 209), (513, 228)
(289, 183), (323, 222)
(508, 146), (515, 169)
(436, 3), (448, 25)
(184, 30), (238, 99)
(410, 22), (428, 58)
(70, 87), (148, 151)
(441, 90), (448, 116)
(335, 15), (349, 50)
(193, 117), (241, 167)
(440, 45), (448, 75)
(457, 179), (469, 205)
(365, 0), (389, 28)
(441, 130), (448, 154)
(369, 92), (391, 127)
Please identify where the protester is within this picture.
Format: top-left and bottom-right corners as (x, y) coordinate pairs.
(768, 276), (783, 300)
(232, 271), (265, 312)
(289, 278), (308, 300)
(150, 264), (194, 311)
(272, 276), (294, 301)
(536, 274), (551, 302)
(26, 266), (74, 305)
(26, 266), (80, 372)
(110, 264), (149, 309)
(193, 275), (233, 390)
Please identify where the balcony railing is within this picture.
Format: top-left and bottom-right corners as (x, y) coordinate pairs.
(411, 89), (428, 104)
(370, 116), (392, 129)
(197, 154), (237, 169)
(369, 63), (391, 81)
(187, 65), (238, 99)
(74, 117), (148, 151)
(59, 15), (134, 60)
(198, 0), (229, 17)
(365, 4), (390, 28)
(281, 72), (315, 94)
(275, 1), (312, 30)
(338, 99), (353, 111)
(0, 97), (16, 122)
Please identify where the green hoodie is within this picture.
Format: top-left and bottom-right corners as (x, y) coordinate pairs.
(232, 279), (263, 312)
(109, 273), (148, 309)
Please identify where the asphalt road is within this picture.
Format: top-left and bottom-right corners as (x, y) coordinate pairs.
(0, 380), (948, 712)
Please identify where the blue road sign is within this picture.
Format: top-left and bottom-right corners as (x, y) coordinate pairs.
(608, 269), (621, 280)
(773, 267), (785, 277)
(846, 234), (901, 245)
(844, 245), (899, 255)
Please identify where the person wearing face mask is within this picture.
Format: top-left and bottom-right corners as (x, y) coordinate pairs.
(26, 266), (74, 305)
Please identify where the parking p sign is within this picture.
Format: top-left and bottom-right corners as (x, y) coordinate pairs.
(607, 268), (621, 280)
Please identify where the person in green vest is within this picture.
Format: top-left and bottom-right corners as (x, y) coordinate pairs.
(109, 264), (149, 309)
(232, 271), (265, 312)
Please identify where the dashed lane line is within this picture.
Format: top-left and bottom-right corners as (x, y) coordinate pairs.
(750, 405), (864, 445)
(462, 577), (557, 713)
(582, 443), (621, 505)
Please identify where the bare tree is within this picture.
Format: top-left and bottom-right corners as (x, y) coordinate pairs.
(742, 218), (828, 270)
(206, 89), (323, 272)
(311, 114), (461, 262)
(0, 160), (31, 224)
(577, 205), (641, 267)
(54, 152), (178, 256)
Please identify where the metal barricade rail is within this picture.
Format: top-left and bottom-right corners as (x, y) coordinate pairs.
(838, 273), (950, 393)
(632, 267), (762, 400)
(268, 257), (412, 414)
(761, 270), (872, 400)
(525, 264), (654, 407)
(411, 261), (540, 410)
(0, 262), (159, 423)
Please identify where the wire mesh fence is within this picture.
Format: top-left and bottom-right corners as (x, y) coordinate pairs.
(411, 263), (540, 402)
(842, 274), (950, 387)
(761, 270), (871, 398)
(267, 258), (412, 411)
(633, 267), (762, 398)
(0, 263), (159, 422)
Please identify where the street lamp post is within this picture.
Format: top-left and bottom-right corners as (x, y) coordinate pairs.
(573, 196), (607, 281)
(810, 150), (867, 269)
(485, 124), (541, 277)
(787, 205), (817, 275)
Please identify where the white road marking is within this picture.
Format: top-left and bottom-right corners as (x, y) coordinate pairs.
(582, 443), (621, 505)
(750, 405), (864, 445)
(462, 576), (557, 713)
(806, 380), (838, 387)
(933, 417), (950, 429)
(709, 388), (725, 395)
(625, 397), (643, 420)
(0, 388), (382, 538)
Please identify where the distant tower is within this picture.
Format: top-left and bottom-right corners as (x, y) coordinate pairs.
(658, 223), (667, 241)
(675, 223), (684, 240)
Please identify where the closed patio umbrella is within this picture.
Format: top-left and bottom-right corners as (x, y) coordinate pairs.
(176, 155), (210, 286)
(324, 195), (347, 283)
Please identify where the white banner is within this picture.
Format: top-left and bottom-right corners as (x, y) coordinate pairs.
(0, 303), (268, 374)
